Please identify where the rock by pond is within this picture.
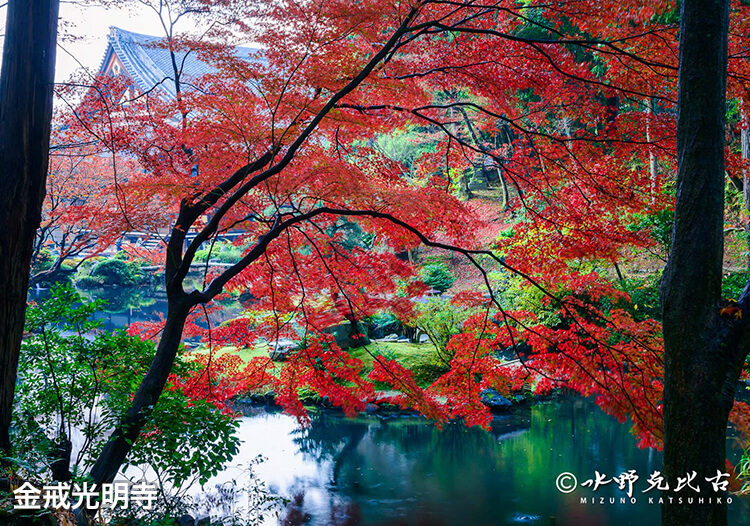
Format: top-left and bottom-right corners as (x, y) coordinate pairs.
(480, 388), (514, 412)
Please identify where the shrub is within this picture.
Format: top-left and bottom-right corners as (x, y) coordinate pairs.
(14, 284), (240, 490)
(90, 258), (144, 286)
(31, 248), (54, 274)
(414, 297), (477, 367)
(75, 256), (102, 277)
(75, 275), (105, 289)
(420, 260), (455, 293)
(366, 311), (403, 339)
(723, 270), (750, 299)
(216, 244), (244, 263)
(621, 273), (662, 322)
(194, 241), (245, 264)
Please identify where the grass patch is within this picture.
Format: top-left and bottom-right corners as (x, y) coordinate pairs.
(192, 341), (444, 389)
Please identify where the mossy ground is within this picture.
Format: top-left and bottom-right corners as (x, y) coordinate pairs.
(195, 341), (447, 389)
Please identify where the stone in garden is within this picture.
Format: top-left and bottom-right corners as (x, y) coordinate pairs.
(480, 389), (513, 412)
(322, 321), (371, 350)
(269, 339), (295, 361)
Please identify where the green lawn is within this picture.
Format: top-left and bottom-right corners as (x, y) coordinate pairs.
(348, 341), (435, 374)
(195, 340), (444, 388)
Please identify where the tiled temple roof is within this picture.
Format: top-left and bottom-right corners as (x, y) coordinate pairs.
(100, 27), (259, 99)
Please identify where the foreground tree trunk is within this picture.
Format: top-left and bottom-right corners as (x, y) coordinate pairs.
(0, 0), (60, 456)
(660, 0), (750, 525)
(89, 296), (191, 486)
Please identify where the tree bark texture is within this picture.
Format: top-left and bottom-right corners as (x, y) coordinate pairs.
(660, 1), (750, 525)
(88, 298), (191, 486)
(0, 0), (60, 456)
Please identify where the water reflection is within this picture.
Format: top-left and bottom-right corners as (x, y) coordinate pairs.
(214, 399), (749, 526)
(29, 285), (243, 335)
(26, 286), (750, 524)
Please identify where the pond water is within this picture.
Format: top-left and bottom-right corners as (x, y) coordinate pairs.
(196, 399), (750, 526)
(30, 286), (750, 524)
(29, 285), (243, 336)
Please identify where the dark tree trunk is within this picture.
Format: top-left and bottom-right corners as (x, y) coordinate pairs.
(660, 1), (750, 525)
(88, 298), (191, 486)
(0, 0), (60, 456)
(50, 435), (72, 482)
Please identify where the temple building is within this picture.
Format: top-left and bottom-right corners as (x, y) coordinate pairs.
(98, 26), (258, 102)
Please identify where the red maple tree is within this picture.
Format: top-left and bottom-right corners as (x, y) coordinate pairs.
(55, 3), (750, 525)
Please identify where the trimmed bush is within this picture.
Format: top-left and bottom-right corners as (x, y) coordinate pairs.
(76, 275), (105, 289)
(421, 261), (455, 292)
(89, 258), (144, 286)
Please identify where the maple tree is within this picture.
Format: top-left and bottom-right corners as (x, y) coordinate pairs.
(30, 130), (141, 286)
(32, 1), (750, 525)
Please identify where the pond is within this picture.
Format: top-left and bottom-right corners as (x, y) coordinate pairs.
(194, 399), (750, 526)
(30, 286), (750, 524)
(29, 285), (243, 336)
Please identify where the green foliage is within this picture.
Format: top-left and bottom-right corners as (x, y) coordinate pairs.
(125, 390), (240, 487)
(722, 271), (750, 299)
(630, 208), (674, 258)
(414, 297), (476, 367)
(194, 241), (245, 264)
(13, 284), (239, 489)
(739, 444), (750, 497)
(420, 259), (455, 293)
(372, 126), (437, 179)
(620, 273), (662, 322)
(72, 258), (100, 288)
(495, 271), (561, 327)
(31, 251), (77, 286)
(89, 258), (145, 286)
(60, 259), (77, 273)
(77, 256), (146, 288)
(14, 285), (106, 477)
(76, 256), (103, 277)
